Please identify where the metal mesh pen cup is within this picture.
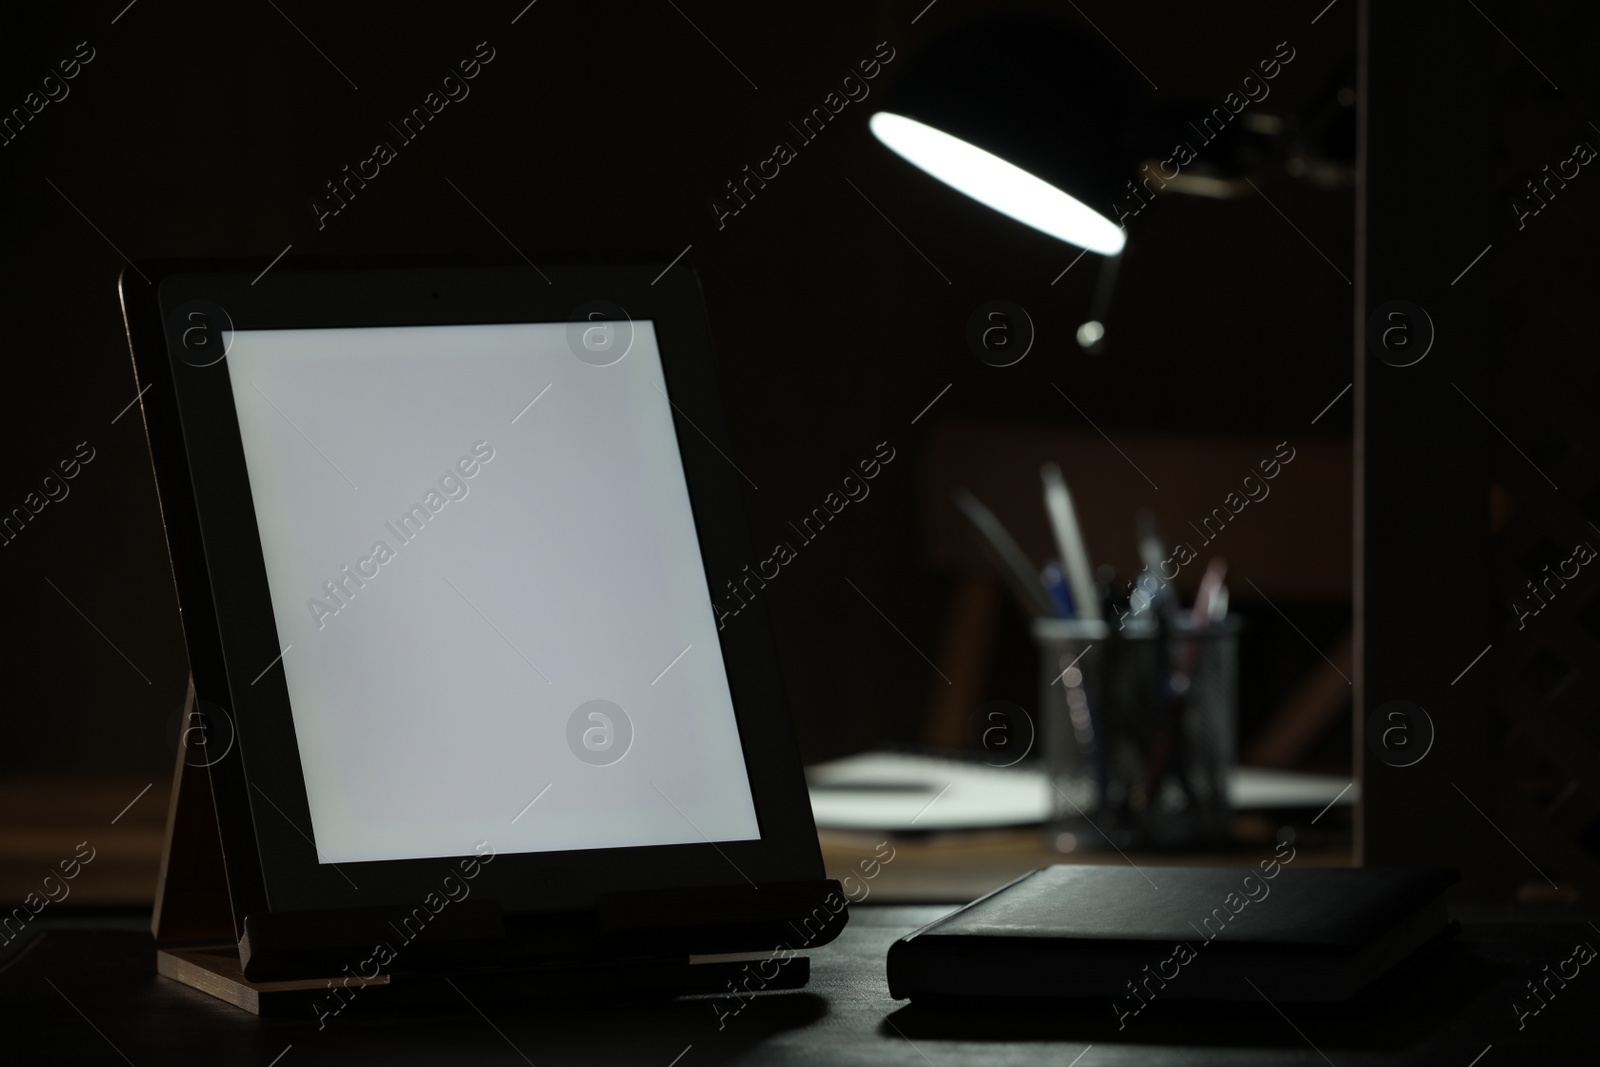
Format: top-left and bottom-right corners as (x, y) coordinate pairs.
(1035, 615), (1240, 852)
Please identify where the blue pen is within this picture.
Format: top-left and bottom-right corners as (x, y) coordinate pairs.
(1040, 560), (1076, 618)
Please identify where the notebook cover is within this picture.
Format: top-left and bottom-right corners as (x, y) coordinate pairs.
(888, 864), (1459, 1001)
(898, 865), (1456, 951)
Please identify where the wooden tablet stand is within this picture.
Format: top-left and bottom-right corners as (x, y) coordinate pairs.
(151, 682), (385, 1013)
(153, 682), (839, 1016)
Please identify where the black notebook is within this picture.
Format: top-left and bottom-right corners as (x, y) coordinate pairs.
(887, 863), (1458, 1005)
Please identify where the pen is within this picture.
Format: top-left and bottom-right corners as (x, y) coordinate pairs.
(1061, 648), (1110, 814)
(1040, 464), (1101, 621)
(1192, 556), (1228, 626)
(952, 488), (1056, 618)
(1143, 557), (1228, 803)
(1135, 510), (1181, 627)
(1040, 560), (1075, 618)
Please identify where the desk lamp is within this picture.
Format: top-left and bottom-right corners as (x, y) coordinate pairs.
(869, 14), (1350, 352)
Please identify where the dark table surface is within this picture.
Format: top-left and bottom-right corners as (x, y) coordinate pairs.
(2, 904), (1595, 1065)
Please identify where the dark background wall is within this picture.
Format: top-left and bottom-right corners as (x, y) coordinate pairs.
(1360, 0), (1600, 898)
(0, 1), (1355, 775)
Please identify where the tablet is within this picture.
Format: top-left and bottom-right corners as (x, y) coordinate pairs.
(122, 260), (829, 944)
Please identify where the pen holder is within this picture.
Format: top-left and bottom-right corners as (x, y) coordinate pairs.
(1034, 616), (1240, 852)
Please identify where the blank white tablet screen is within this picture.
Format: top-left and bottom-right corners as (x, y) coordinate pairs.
(223, 320), (760, 863)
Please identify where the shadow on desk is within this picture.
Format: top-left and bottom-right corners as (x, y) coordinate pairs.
(5, 926), (832, 1064)
(8, 906), (1593, 1065)
(883, 942), (1507, 1052)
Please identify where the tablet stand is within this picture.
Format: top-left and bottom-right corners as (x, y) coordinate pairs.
(151, 681), (386, 1012)
(152, 681), (837, 1015)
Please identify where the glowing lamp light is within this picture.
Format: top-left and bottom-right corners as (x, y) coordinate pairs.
(866, 14), (1154, 262)
(869, 112), (1126, 255)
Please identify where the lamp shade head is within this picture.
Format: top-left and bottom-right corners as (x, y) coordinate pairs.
(870, 15), (1154, 254)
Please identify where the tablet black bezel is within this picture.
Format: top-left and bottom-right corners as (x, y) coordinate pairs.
(122, 258), (822, 920)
